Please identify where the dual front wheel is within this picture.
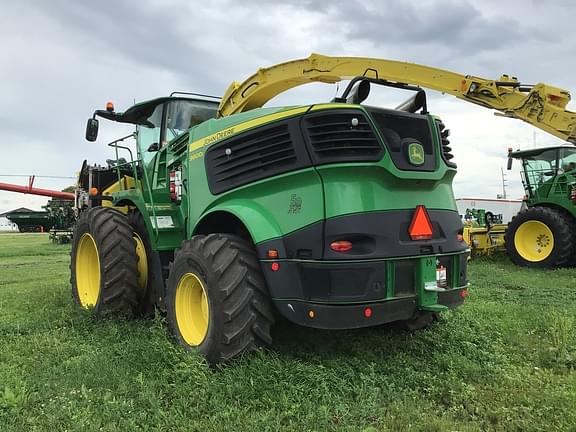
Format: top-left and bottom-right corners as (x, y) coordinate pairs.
(166, 234), (274, 364)
(71, 207), (141, 315)
(71, 208), (273, 364)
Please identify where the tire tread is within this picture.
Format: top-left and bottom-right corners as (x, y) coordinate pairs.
(505, 206), (574, 267)
(71, 207), (140, 316)
(167, 233), (274, 364)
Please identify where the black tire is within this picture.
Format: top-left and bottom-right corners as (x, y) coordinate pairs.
(70, 207), (140, 316)
(166, 234), (274, 365)
(505, 207), (574, 268)
(127, 211), (164, 316)
(485, 211), (494, 225)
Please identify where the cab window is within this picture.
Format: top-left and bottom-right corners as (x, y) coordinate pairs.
(137, 103), (163, 165)
(165, 99), (218, 143)
(559, 148), (576, 172)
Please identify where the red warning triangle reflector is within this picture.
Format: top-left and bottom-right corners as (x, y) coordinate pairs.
(408, 205), (433, 240)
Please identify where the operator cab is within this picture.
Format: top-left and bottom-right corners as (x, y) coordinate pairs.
(132, 97), (218, 165)
(81, 95), (219, 207)
(138, 97), (219, 150)
(86, 95), (219, 158)
(508, 145), (576, 199)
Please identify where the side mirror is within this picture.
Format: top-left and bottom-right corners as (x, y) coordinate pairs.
(507, 156), (513, 170)
(147, 142), (159, 152)
(85, 118), (99, 142)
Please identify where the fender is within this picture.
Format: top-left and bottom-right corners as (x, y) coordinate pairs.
(195, 199), (284, 245)
(114, 197), (153, 233)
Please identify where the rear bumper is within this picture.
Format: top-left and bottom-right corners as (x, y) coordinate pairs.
(273, 288), (465, 329)
(260, 253), (468, 329)
(274, 297), (417, 329)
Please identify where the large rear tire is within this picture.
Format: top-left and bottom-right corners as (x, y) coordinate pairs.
(70, 207), (140, 316)
(166, 234), (274, 365)
(505, 207), (574, 268)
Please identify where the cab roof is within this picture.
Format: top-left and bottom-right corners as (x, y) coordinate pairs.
(95, 96), (219, 126)
(510, 144), (576, 159)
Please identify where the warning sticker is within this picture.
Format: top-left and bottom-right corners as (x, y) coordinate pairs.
(151, 215), (174, 229)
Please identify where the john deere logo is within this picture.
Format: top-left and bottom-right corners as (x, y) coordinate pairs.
(408, 142), (425, 166)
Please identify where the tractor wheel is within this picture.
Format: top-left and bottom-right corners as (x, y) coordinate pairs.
(127, 211), (164, 316)
(485, 211), (495, 225)
(166, 234), (274, 365)
(70, 207), (140, 316)
(505, 207), (574, 267)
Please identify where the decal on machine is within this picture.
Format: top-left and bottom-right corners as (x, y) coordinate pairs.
(408, 142), (425, 166)
(189, 128), (235, 152)
(150, 215), (175, 229)
(189, 151), (204, 161)
(146, 204), (173, 211)
(288, 194), (302, 214)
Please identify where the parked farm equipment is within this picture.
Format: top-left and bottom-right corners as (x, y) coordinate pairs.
(506, 145), (576, 267)
(0, 177), (76, 242)
(462, 208), (507, 257)
(71, 54), (576, 364)
(5, 209), (53, 233)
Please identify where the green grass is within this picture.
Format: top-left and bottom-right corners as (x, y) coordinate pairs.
(0, 234), (575, 431)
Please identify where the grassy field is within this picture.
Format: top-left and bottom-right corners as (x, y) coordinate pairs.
(0, 233), (575, 431)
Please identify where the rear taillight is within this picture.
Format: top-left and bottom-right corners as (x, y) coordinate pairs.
(330, 240), (353, 252)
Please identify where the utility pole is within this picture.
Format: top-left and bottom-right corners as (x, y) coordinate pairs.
(497, 167), (508, 199)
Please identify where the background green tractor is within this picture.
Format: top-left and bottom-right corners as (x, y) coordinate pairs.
(505, 145), (576, 267)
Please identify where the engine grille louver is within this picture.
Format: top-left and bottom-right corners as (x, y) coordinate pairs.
(172, 138), (189, 157)
(303, 112), (383, 163)
(206, 123), (302, 194)
(435, 119), (456, 168)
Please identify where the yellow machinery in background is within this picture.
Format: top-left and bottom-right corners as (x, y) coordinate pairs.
(462, 209), (508, 257)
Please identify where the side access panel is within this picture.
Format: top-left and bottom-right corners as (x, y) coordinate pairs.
(188, 115), (327, 245)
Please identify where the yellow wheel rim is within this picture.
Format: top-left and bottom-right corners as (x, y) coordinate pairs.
(175, 272), (209, 346)
(514, 220), (554, 262)
(75, 233), (101, 307)
(133, 233), (148, 293)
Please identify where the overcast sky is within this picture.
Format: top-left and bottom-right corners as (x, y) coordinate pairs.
(1, 0), (575, 212)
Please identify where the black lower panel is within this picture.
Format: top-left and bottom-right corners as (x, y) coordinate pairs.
(260, 256), (467, 302)
(261, 260), (389, 302)
(273, 297), (416, 329)
(256, 209), (467, 260)
(437, 287), (466, 309)
(261, 254), (468, 329)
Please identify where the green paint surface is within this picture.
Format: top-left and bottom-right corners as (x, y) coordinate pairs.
(105, 102), (458, 253)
